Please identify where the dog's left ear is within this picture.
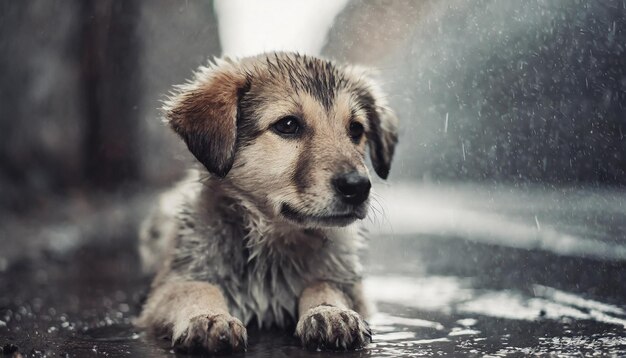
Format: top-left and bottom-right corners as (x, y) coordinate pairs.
(351, 73), (399, 180)
(164, 59), (250, 178)
(366, 100), (399, 180)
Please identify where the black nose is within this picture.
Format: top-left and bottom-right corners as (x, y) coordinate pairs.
(332, 172), (371, 205)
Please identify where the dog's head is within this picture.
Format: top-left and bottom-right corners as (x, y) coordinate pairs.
(165, 52), (398, 228)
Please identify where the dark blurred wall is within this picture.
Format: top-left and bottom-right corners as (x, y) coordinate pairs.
(80, 0), (141, 188)
(327, 0), (626, 185)
(136, 1), (221, 187)
(0, 1), (84, 210)
(0, 0), (220, 212)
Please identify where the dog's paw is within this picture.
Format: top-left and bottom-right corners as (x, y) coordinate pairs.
(173, 313), (247, 354)
(295, 305), (372, 351)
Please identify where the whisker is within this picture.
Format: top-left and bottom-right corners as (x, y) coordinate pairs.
(368, 190), (393, 234)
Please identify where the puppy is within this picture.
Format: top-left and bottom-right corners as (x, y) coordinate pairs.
(137, 52), (398, 354)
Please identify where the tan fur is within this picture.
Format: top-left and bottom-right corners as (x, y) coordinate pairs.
(137, 281), (246, 353)
(299, 281), (352, 314)
(139, 52), (398, 354)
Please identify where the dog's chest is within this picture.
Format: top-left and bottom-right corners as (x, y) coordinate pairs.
(223, 234), (322, 328)
(223, 231), (361, 328)
(227, 252), (303, 328)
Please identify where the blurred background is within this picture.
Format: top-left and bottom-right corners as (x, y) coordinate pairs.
(1, 1), (625, 356)
(1, 0), (624, 263)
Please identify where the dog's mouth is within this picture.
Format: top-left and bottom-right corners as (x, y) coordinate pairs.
(280, 203), (366, 227)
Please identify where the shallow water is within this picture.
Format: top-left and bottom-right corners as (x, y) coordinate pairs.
(1, 184), (625, 357)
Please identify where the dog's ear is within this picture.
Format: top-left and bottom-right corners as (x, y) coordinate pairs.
(164, 59), (250, 178)
(349, 69), (399, 180)
(366, 101), (399, 180)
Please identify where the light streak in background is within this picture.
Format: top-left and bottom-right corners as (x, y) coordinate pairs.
(214, 0), (349, 57)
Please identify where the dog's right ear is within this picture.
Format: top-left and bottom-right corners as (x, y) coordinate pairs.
(164, 59), (250, 178)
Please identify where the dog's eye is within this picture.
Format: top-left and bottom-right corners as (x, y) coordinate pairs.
(349, 122), (365, 142)
(272, 116), (301, 136)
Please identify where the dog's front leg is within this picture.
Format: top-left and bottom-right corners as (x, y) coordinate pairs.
(295, 281), (371, 350)
(138, 280), (247, 354)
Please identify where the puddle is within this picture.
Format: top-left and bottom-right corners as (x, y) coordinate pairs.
(1, 185), (626, 356)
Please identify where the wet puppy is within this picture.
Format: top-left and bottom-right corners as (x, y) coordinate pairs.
(137, 52), (398, 354)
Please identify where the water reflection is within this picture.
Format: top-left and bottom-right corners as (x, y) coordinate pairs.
(1, 183), (625, 356)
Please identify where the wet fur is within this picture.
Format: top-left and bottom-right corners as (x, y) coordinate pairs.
(137, 52), (398, 353)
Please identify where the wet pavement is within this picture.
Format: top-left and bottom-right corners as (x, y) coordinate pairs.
(1, 183), (625, 357)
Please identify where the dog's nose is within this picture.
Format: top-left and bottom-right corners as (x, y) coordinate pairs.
(332, 172), (371, 205)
